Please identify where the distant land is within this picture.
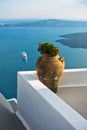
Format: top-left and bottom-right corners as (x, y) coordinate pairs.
(56, 32), (87, 49)
(1, 19), (87, 27)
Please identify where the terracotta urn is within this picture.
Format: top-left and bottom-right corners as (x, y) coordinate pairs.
(36, 54), (65, 92)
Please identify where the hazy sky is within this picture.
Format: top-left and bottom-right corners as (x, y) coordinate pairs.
(0, 0), (87, 20)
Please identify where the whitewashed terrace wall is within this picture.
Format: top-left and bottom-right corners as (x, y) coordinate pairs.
(16, 69), (87, 130)
(59, 68), (87, 87)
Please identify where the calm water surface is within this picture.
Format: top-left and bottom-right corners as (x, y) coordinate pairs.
(0, 26), (87, 98)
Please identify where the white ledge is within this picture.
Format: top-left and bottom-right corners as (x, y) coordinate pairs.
(17, 69), (87, 130)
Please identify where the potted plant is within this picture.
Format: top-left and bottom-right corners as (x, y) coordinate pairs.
(36, 42), (65, 92)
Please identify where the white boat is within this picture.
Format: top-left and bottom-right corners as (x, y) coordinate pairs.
(22, 51), (27, 60)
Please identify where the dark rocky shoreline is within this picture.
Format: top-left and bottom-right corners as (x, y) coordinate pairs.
(56, 32), (87, 49)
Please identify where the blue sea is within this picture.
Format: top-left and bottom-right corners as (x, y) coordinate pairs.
(1, 22), (87, 98)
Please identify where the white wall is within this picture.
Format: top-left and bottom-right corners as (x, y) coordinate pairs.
(59, 68), (87, 87)
(17, 69), (87, 130)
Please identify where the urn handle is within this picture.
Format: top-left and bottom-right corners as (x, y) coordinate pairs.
(58, 57), (64, 63)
